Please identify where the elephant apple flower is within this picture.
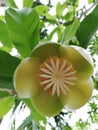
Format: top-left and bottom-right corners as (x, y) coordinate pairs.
(13, 42), (94, 117)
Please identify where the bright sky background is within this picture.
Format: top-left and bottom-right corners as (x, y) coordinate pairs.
(0, 0), (98, 130)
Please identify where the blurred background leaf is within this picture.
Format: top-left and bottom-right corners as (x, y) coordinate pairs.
(23, 0), (34, 7)
(76, 4), (98, 48)
(6, 0), (18, 8)
(0, 96), (14, 118)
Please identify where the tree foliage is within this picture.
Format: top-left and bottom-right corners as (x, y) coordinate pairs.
(0, 0), (98, 129)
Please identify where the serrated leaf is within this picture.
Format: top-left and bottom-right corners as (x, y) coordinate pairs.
(6, 0), (18, 8)
(5, 8), (40, 57)
(0, 96), (14, 118)
(23, 99), (46, 125)
(76, 5), (98, 48)
(0, 20), (12, 48)
(0, 50), (20, 77)
(23, 0), (34, 7)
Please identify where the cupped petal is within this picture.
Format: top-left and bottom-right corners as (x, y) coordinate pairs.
(31, 42), (60, 61)
(59, 45), (94, 78)
(31, 87), (67, 117)
(65, 77), (94, 110)
(71, 45), (94, 68)
(13, 57), (42, 98)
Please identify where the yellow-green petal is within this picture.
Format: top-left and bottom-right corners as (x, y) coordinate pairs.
(71, 45), (94, 68)
(13, 57), (42, 98)
(31, 87), (67, 117)
(59, 45), (94, 78)
(31, 42), (60, 61)
(65, 77), (93, 110)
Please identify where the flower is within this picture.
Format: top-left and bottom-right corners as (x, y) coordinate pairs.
(13, 42), (94, 117)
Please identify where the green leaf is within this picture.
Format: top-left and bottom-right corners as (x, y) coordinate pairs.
(0, 76), (14, 89)
(63, 19), (80, 44)
(44, 12), (57, 24)
(74, 0), (79, 5)
(0, 96), (14, 118)
(88, 0), (93, 4)
(63, 11), (74, 21)
(0, 51), (20, 90)
(6, 0), (18, 8)
(23, 99), (46, 125)
(45, 12), (55, 20)
(56, 2), (67, 18)
(66, 0), (79, 5)
(0, 90), (10, 98)
(47, 27), (58, 40)
(0, 20), (12, 48)
(23, 0), (34, 7)
(0, 50), (20, 77)
(76, 5), (98, 48)
(57, 25), (65, 42)
(17, 116), (33, 130)
(0, 16), (5, 21)
(35, 5), (49, 16)
(5, 8), (40, 57)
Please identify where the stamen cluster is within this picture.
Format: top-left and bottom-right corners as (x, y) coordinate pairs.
(38, 57), (77, 97)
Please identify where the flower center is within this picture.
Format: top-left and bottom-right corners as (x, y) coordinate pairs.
(38, 57), (77, 97)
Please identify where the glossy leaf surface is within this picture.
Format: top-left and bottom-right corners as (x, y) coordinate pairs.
(76, 5), (98, 48)
(5, 8), (39, 57)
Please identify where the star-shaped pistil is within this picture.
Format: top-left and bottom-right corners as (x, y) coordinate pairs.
(38, 57), (77, 97)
